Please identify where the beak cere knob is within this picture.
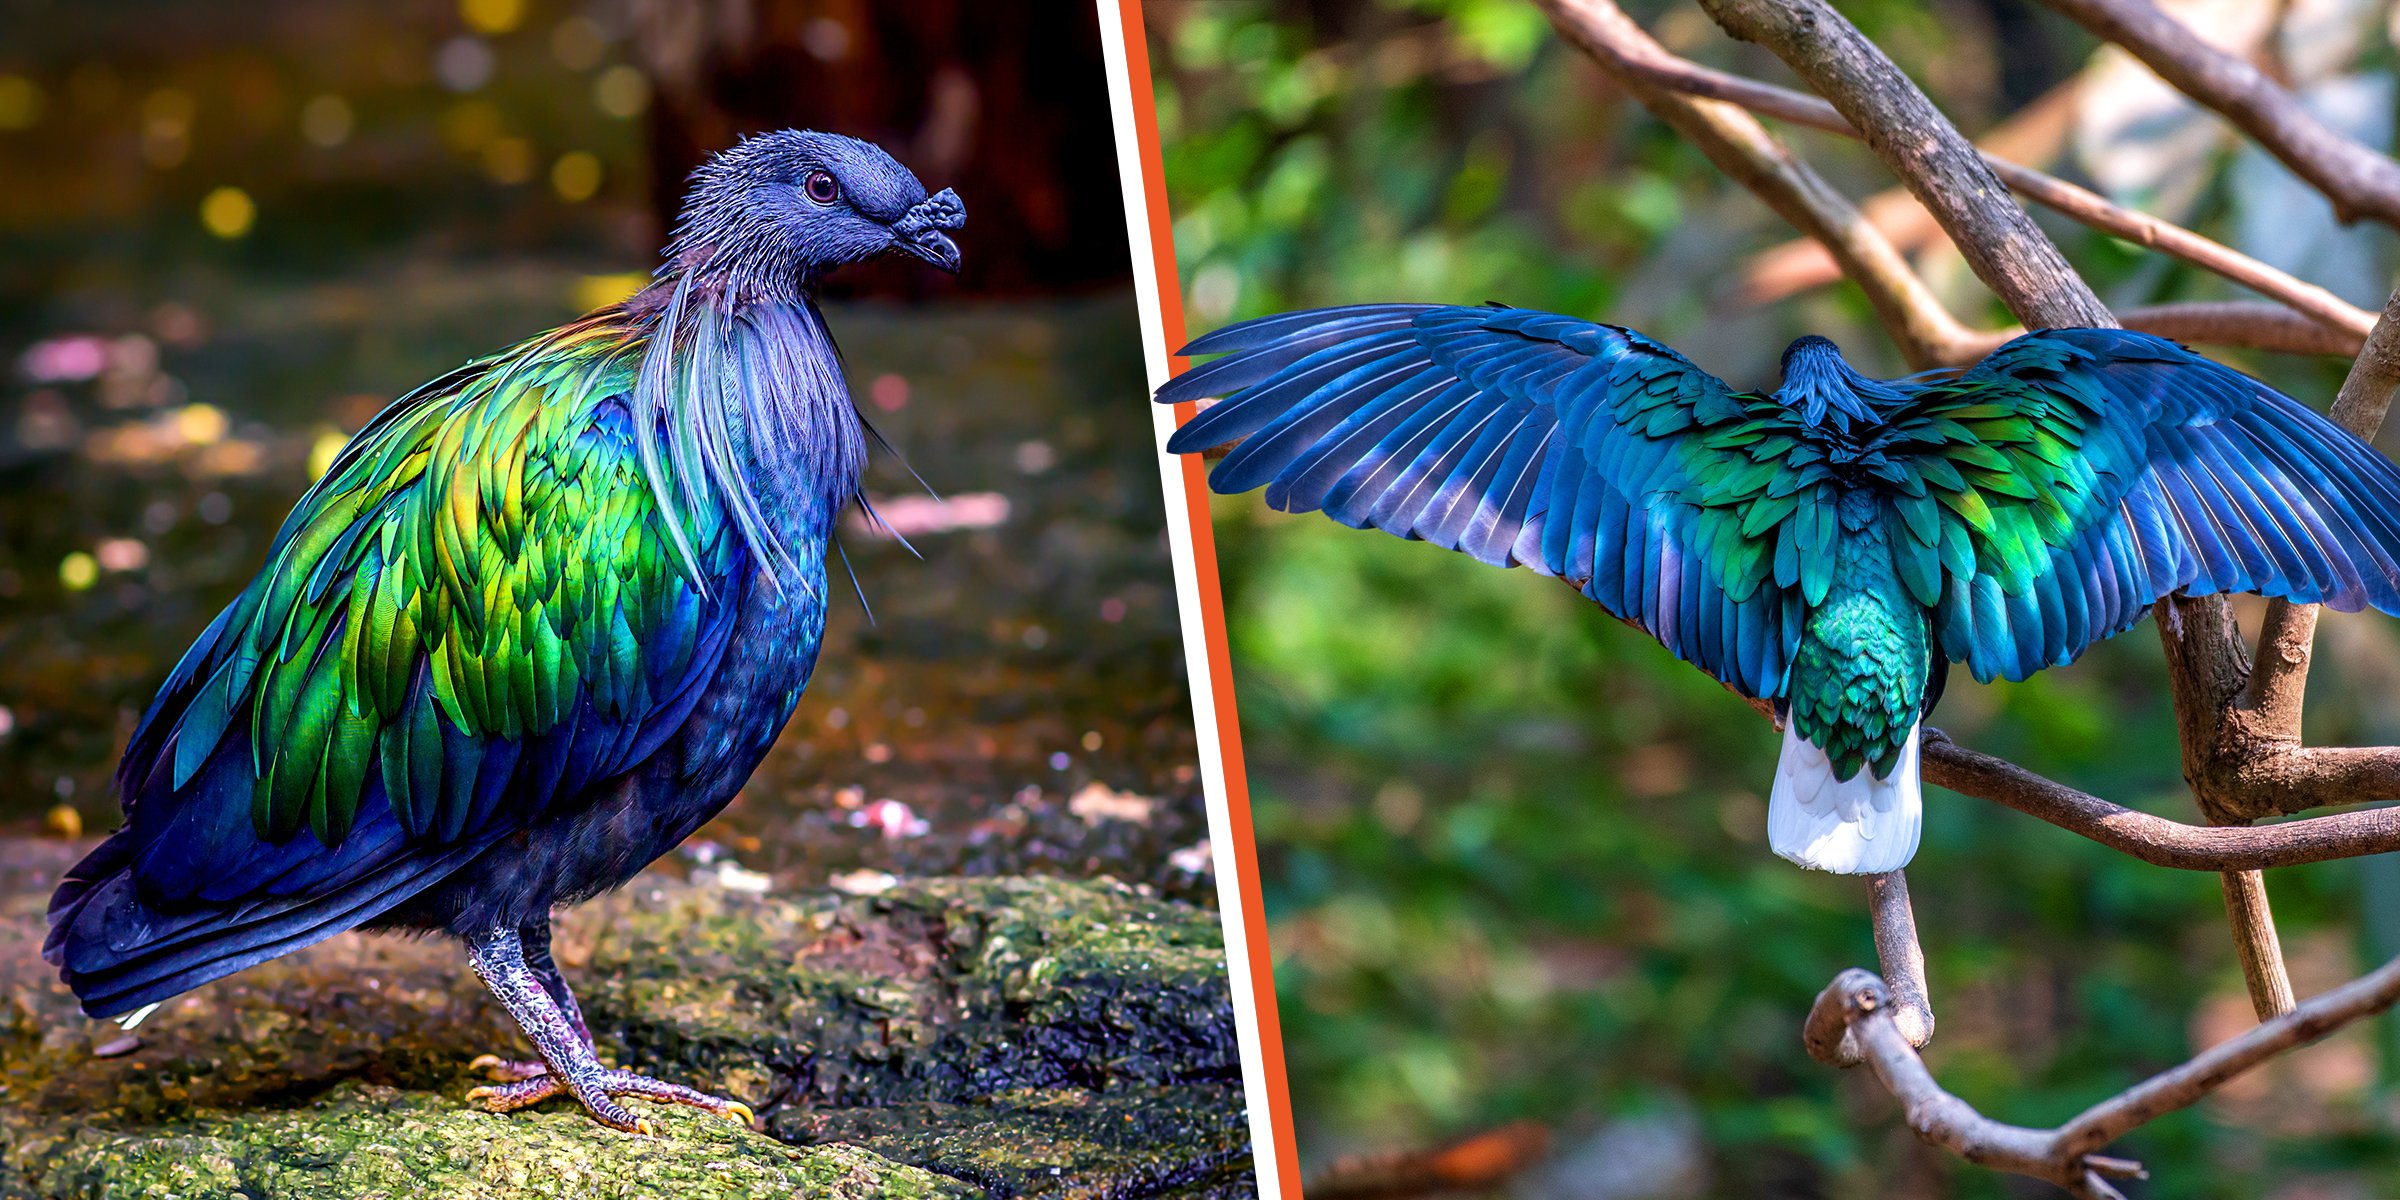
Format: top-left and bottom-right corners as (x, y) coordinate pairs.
(895, 188), (966, 274)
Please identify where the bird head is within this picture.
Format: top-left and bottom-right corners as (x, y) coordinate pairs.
(665, 130), (965, 300)
(1775, 335), (1901, 432)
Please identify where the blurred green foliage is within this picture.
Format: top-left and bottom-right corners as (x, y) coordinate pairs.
(1153, 0), (2400, 1193)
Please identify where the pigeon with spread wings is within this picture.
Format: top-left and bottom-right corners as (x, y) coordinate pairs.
(1159, 306), (2400, 874)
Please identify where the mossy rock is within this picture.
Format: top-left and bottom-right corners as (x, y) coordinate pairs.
(0, 841), (1249, 1199)
(12, 1083), (972, 1200)
(582, 874), (1243, 1105)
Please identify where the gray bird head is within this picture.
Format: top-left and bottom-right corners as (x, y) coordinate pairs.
(664, 130), (965, 300)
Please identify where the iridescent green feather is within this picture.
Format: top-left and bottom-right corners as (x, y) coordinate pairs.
(165, 310), (738, 845)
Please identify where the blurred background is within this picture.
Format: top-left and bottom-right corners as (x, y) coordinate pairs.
(0, 0), (1213, 907)
(1150, 0), (2400, 1195)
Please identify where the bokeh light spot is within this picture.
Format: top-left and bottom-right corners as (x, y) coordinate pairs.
(308, 427), (349, 479)
(141, 87), (194, 167)
(435, 37), (496, 92)
(299, 94), (353, 146)
(199, 186), (255, 239)
(440, 99), (501, 151)
(482, 135), (533, 184)
(58, 553), (96, 591)
(550, 150), (601, 201)
(573, 272), (645, 311)
(593, 65), (648, 118)
(550, 17), (606, 70)
(0, 75), (44, 129)
(175, 404), (228, 445)
(458, 0), (525, 36)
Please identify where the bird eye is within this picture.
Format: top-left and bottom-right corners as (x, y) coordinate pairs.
(802, 171), (840, 204)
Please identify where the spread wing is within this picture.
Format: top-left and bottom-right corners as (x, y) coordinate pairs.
(115, 315), (744, 904)
(1878, 327), (2400, 682)
(1160, 304), (1848, 701)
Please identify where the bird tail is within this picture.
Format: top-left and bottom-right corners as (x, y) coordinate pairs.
(1768, 720), (1922, 874)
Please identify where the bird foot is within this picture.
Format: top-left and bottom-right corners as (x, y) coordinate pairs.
(466, 1068), (755, 1133)
(467, 1053), (551, 1083)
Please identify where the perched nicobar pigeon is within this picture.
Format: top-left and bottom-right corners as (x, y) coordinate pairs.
(1159, 306), (2400, 874)
(46, 130), (964, 1131)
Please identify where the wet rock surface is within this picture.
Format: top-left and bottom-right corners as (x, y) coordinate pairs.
(0, 841), (1250, 1199)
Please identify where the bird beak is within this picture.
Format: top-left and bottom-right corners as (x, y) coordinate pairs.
(901, 228), (961, 274)
(894, 187), (964, 275)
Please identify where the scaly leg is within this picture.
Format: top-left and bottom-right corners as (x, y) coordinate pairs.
(462, 924), (752, 1132)
(469, 921), (594, 1083)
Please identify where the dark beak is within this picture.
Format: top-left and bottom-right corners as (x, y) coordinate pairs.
(902, 228), (960, 274)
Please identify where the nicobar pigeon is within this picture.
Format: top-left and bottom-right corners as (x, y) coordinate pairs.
(45, 130), (965, 1132)
(1159, 306), (2400, 874)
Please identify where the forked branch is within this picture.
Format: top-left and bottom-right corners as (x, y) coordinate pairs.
(1535, 0), (1982, 367)
(1815, 951), (2400, 1199)
(1534, 0), (2380, 346)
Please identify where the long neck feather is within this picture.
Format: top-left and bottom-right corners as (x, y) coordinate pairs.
(627, 279), (867, 597)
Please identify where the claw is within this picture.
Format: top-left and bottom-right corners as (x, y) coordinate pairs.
(633, 1117), (657, 1137)
(468, 1054), (503, 1072)
(466, 1085), (497, 1104)
(724, 1101), (754, 1125)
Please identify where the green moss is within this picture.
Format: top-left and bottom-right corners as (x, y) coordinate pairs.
(584, 876), (1240, 1107)
(0, 862), (1248, 1200)
(17, 1083), (974, 1200)
(782, 1087), (1254, 1200)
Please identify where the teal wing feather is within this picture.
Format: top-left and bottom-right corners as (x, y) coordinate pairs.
(121, 312), (742, 898)
(1881, 328), (2400, 682)
(1160, 304), (1828, 700)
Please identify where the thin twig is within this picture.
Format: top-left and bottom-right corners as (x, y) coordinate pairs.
(1695, 0), (2110, 327)
(1942, 302), (2369, 363)
(1534, 0), (1980, 367)
(1738, 77), (2082, 306)
(2111, 301), (2364, 357)
(1811, 871), (1934, 1067)
(2043, 0), (2400, 228)
(2218, 866), (2298, 1017)
(1536, 0), (2380, 343)
(1817, 952), (2400, 1198)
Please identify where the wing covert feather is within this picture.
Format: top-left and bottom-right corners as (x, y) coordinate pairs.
(1161, 304), (1820, 700)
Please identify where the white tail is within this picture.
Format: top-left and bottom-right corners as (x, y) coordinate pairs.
(1767, 720), (1922, 874)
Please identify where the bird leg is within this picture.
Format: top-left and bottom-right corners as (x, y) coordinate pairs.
(463, 925), (753, 1132)
(468, 921), (593, 1083)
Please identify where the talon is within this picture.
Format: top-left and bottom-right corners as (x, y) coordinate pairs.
(467, 1086), (496, 1104)
(633, 1117), (657, 1137)
(468, 1054), (503, 1072)
(725, 1102), (753, 1125)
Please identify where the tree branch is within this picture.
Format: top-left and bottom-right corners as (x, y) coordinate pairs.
(1815, 951), (2400, 1198)
(1694, 0), (2110, 328)
(1922, 731), (2400, 869)
(1939, 302), (2369, 363)
(2218, 866), (2297, 1016)
(1535, 0), (2380, 345)
(1811, 871), (1935, 1067)
(1535, 0), (1980, 367)
(2103, 301), (2364, 357)
(1738, 77), (2082, 307)
(2042, 0), (2400, 228)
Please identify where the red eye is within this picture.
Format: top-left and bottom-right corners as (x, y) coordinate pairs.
(803, 171), (839, 204)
